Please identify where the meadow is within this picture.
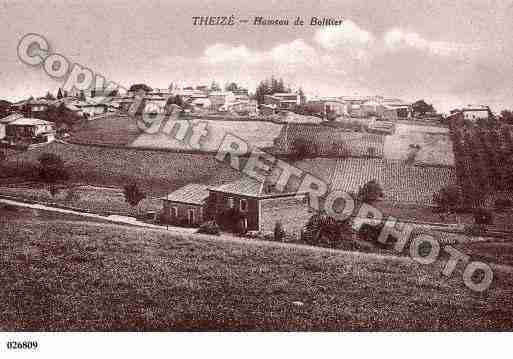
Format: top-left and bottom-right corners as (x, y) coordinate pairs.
(1, 206), (512, 331)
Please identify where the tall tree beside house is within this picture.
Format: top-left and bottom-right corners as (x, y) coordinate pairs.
(45, 91), (56, 100)
(123, 182), (146, 216)
(500, 110), (513, 125)
(274, 221), (286, 242)
(210, 81), (221, 92)
(57, 88), (64, 99)
(298, 87), (306, 106)
(255, 80), (271, 104)
(255, 77), (292, 104)
(412, 99), (435, 117)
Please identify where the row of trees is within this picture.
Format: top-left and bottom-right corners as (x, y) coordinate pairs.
(449, 113), (513, 208)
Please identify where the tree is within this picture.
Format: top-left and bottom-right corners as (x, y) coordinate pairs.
(44, 91), (56, 100)
(123, 182), (146, 214)
(433, 185), (460, 212)
(473, 208), (493, 226)
(216, 207), (246, 234)
(128, 84), (152, 93)
(225, 82), (239, 92)
(291, 138), (318, 160)
(56, 88), (64, 99)
(412, 99), (435, 117)
(0, 99), (12, 118)
(209, 81), (221, 92)
(301, 211), (353, 247)
(298, 87), (306, 106)
(500, 110), (513, 125)
(357, 180), (384, 204)
(38, 153), (69, 183)
(274, 221), (286, 242)
(166, 95), (184, 108)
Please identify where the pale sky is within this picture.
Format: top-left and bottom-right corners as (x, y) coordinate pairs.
(1, 0), (513, 112)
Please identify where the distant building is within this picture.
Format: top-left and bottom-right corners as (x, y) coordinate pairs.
(208, 91), (236, 111)
(77, 102), (109, 118)
(264, 93), (300, 110)
(4, 117), (55, 146)
(259, 104), (276, 116)
(226, 100), (258, 115)
(378, 99), (411, 121)
(26, 99), (51, 114)
(0, 113), (23, 140)
(461, 105), (491, 122)
(307, 98), (348, 117)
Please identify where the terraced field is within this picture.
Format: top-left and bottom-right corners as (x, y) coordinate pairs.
(295, 158), (457, 204)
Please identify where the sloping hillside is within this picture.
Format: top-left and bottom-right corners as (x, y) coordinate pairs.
(1, 208), (512, 330)
(1, 142), (241, 195)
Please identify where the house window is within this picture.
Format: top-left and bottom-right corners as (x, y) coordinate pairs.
(188, 209), (195, 223)
(227, 197), (234, 208)
(240, 199), (248, 212)
(171, 206), (178, 217)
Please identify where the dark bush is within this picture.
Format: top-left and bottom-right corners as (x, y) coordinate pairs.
(274, 221), (286, 242)
(301, 211), (354, 248)
(357, 180), (384, 204)
(473, 208), (493, 226)
(432, 185), (460, 212)
(494, 198), (512, 211)
(38, 153), (69, 183)
(216, 207), (246, 234)
(197, 221), (221, 235)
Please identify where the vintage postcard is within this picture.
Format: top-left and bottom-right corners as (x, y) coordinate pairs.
(1, 0), (512, 350)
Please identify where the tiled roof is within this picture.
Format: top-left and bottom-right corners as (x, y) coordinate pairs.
(9, 118), (54, 126)
(211, 176), (264, 197)
(162, 183), (209, 205)
(209, 176), (302, 198)
(0, 113), (24, 123)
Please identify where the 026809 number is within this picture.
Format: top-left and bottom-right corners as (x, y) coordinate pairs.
(6, 341), (38, 350)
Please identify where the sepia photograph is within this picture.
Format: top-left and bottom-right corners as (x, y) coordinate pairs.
(1, 0), (513, 353)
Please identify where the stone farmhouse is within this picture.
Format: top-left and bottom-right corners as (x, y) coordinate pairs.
(161, 176), (312, 234)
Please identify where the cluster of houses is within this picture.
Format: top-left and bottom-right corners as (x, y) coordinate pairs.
(305, 95), (414, 121)
(111, 85), (260, 116)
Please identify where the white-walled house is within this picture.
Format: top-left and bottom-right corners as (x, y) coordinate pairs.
(3, 117), (55, 146)
(0, 113), (24, 140)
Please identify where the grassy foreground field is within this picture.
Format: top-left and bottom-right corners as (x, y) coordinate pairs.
(1, 206), (512, 331)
